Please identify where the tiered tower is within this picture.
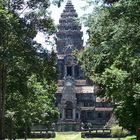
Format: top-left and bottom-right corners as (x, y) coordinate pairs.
(56, 0), (83, 54)
(55, 0), (113, 131)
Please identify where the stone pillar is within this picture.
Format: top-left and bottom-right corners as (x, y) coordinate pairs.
(65, 66), (67, 77)
(78, 112), (80, 120)
(62, 109), (65, 120)
(58, 63), (61, 79)
(72, 66), (75, 78)
(73, 108), (76, 120)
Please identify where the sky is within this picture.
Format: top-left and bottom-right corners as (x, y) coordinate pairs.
(35, 0), (94, 51)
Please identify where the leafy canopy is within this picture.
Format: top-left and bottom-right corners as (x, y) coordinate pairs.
(0, 0), (58, 138)
(78, 0), (140, 133)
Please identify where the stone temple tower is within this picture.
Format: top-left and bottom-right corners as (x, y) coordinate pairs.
(55, 0), (113, 131)
(56, 0), (83, 54)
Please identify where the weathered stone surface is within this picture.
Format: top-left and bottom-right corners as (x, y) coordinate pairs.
(56, 0), (83, 53)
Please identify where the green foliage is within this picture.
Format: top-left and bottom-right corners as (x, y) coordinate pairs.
(111, 125), (128, 137)
(0, 0), (58, 139)
(4, 50), (58, 137)
(78, 0), (140, 134)
(6, 73), (58, 137)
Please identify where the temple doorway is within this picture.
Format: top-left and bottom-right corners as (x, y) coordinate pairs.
(65, 109), (73, 119)
(65, 101), (73, 120)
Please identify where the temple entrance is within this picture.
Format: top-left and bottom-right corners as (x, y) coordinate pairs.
(65, 109), (73, 119)
(67, 66), (72, 76)
(65, 101), (73, 120)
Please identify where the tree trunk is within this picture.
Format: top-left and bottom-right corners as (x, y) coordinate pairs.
(137, 128), (140, 140)
(0, 64), (7, 140)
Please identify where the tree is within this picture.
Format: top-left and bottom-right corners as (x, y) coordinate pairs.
(78, 0), (140, 135)
(4, 51), (58, 138)
(5, 73), (58, 138)
(0, 0), (57, 139)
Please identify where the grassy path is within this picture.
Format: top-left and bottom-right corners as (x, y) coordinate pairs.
(53, 132), (80, 140)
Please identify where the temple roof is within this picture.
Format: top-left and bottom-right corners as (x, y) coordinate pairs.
(80, 107), (95, 111)
(58, 80), (88, 86)
(95, 107), (113, 112)
(56, 86), (95, 94)
(80, 107), (113, 111)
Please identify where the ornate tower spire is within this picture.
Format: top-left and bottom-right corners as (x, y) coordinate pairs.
(56, 0), (83, 54)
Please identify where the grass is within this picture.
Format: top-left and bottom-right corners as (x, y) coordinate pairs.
(16, 132), (136, 140)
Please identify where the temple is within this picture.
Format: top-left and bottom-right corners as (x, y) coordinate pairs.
(55, 0), (113, 131)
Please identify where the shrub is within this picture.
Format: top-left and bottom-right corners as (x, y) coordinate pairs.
(111, 125), (128, 137)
